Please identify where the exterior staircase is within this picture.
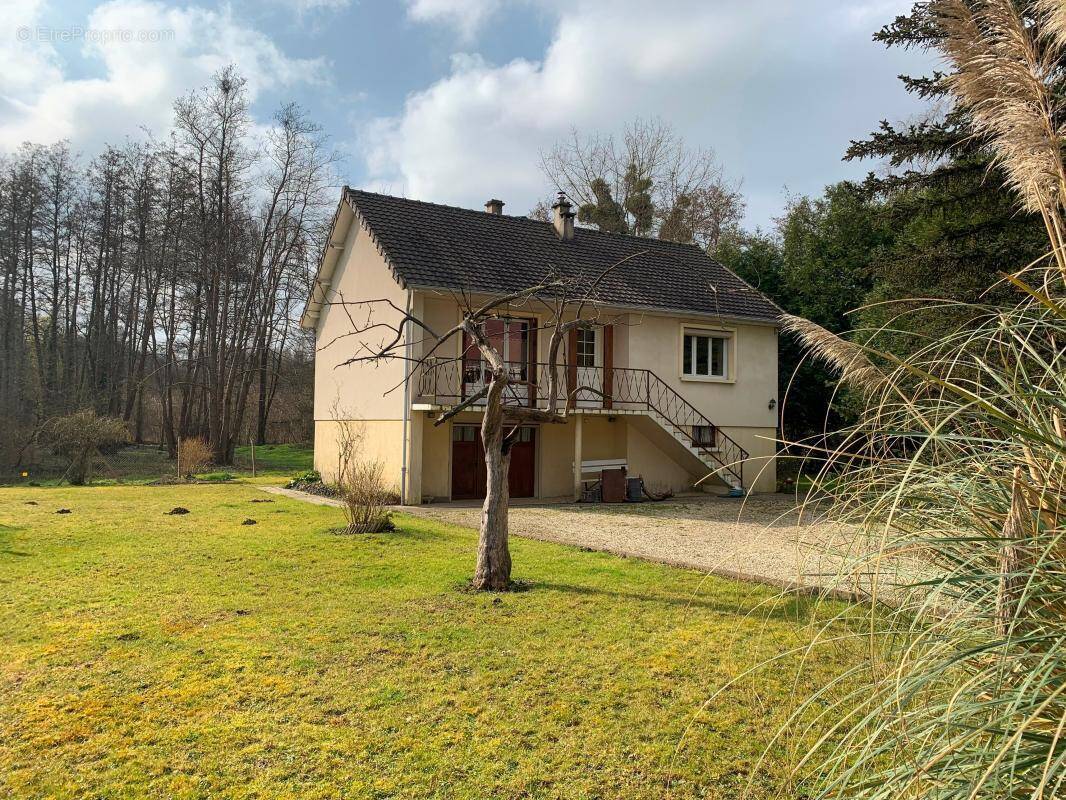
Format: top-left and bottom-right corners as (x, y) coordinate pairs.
(415, 359), (750, 490)
(645, 409), (745, 491)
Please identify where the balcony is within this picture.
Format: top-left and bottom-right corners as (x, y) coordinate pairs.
(414, 357), (750, 488)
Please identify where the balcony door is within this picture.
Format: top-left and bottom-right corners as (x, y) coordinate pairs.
(573, 326), (603, 408)
(461, 317), (536, 406)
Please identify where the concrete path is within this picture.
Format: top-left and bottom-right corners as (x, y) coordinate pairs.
(259, 485), (344, 507)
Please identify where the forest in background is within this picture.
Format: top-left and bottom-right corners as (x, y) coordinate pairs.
(0, 66), (334, 470)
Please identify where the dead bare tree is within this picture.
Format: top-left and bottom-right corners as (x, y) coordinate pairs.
(539, 117), (744, 251)
(323, 260), (638, 590)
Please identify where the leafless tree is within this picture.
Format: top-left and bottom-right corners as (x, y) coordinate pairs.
(168, 68), (334, 462)
(323, 259), (639, 590)
(0, 66), (333, 472)
(539, 118), (744, 251)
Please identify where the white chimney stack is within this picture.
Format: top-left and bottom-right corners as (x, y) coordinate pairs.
(484, 198), (505, 215)
(551, 192), (575, 241)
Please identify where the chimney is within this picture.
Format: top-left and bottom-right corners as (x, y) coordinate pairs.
(551, 191), (575, 240)
(484, 198), (505, 215)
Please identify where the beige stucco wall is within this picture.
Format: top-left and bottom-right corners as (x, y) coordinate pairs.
(312, 213), (411, 492)
(419, 412), (452, 502)
(622, 312), (779, 430)
(538, 420), (575, 498)
(313, 219), (408, 423)
(625, 420), (698, 495)
(716, 425), (778, 494)
(314, 419), (405, 491)
(578, 416), (626, 461)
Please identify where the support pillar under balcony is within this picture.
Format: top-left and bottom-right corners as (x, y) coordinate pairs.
(572, 414), (583, 501)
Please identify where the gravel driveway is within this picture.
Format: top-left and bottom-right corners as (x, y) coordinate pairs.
(263, 487), (875, 596)
(405, 493), (867, 595)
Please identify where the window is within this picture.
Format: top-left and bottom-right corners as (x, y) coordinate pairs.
(576, 328), (596, 368)
(682, 331), (728, 379)
(692, 425), (717, 447)
(452, 425), (478, 442)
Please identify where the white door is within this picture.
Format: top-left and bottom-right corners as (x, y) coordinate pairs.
(573, 327), (602, 408)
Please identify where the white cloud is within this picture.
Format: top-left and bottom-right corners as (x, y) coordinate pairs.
(845, 1), (911, 31)
(362, 0), (935, 226)
(364, 1), (772, 209)
(283, 0), (351, 18)
(1, 0), (63, 101)
(405, 0), (505, 40)
(0, 0), (328, 153)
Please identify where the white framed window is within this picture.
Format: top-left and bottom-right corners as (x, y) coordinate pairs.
(576, 328), (596, 368)
(682, 331), (729, 379)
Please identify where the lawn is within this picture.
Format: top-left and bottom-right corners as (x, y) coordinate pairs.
(0, 481), (856, 799)
(4, 443), (313, 486)
(232, 443), (314, 476)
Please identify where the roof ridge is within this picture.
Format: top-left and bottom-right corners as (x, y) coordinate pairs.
(344, 187), (704, 253)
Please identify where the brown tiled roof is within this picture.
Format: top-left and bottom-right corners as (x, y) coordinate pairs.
(343, 188), (781, 322)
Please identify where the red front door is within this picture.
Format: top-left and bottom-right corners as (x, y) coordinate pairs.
(451, 425), (536, 500)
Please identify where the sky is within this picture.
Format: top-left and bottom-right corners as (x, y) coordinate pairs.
(1, 0), (939, 230)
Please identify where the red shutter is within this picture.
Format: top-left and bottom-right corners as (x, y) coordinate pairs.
(566, 327), (578, 410)
(603, 324), (614, 410)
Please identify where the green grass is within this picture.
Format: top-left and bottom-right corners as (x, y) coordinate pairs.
(3, 443), (312, 487)
(0, 482), (856, 798)
(232, 443), (313, 476)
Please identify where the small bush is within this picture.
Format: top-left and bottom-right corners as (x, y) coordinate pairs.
(337, 459), (394, 534)
(178, 437), (212, 478)
(47, 410), (130, 485)
(286, 468), (337, 497)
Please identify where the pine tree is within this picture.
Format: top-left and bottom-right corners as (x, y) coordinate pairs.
(846, 2), (1048, 314)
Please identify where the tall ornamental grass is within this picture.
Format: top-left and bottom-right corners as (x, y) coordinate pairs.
(781, 1), (1066, 796)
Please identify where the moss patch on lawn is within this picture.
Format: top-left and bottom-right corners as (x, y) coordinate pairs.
(0, 483), (857, 799)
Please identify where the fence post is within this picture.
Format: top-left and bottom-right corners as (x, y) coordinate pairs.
(250, 439), (256, 478)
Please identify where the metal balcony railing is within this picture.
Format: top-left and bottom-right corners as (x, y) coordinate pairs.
(415, 358), (749, 488)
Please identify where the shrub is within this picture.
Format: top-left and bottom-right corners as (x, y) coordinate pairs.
(291, 469), (321, 484)
(47, 410), (130, 485)
(337, 459), (394, 534)
(785, 288), (1066, 798)
(177, 437), (212, 478)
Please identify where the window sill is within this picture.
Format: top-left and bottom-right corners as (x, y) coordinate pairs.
(680, 374), (735, 384)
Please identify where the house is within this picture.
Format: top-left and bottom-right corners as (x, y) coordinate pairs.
(301, 188), (781, 503)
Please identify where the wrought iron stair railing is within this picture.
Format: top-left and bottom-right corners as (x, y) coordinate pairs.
(415, 358), (749, 489)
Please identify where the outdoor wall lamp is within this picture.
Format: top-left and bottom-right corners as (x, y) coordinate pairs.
(768, 398), (777, 411)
